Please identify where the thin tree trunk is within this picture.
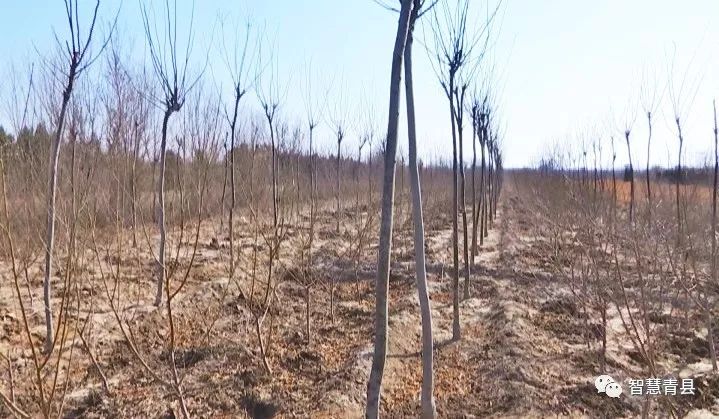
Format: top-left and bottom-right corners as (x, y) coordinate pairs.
(471, 111), (478, 264)
(646, 112), (652, 225)
(331, 135), (340, 322)
(396, 156), (405, 261)
(593, 145), (598, 203)
(489, 150), (494, 221)
(625, 131), (635, 225)
(675, 118), (684, 246)
(405, 15), (436, 416)
(229, 92), (243, 292)
(270, 121), (278, 229)
(486, 151), (491, 229)
(309, 126), (315, 266)
(307, 124), (316, 345)
(612, 142), (617, 225)
(370, 148), (374, 204)
(295, 152), (301, 220)
(152, 149), (158, 223)
(219, 142), (228, 230)
(43, 64), (76, 353)
(154, 109), (173, 307)
(336, 137), (342, 234)
(131, 122), (140, 248)
(710, 100), (718, 371)
(366, 1), (413, 416)
(448, 79), (461, 340)
(494, 149), (501, 219)
(480, 136), (486, 245)
(457, 90), (471, 300)
(355, 143), (363, 297)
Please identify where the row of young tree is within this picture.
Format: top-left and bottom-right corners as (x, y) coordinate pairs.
(0, 0), (504, 417)
(529, 79), (718, 417)
(368, 0), (504, 416)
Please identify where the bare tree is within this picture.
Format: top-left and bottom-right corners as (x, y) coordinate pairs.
(618, 99), (637, 225)
(129, 68), (151, 248)
(328, 80), (350, 235)
(470, 93), (480, 262)
(255, 35), (288, 373)
(427, 0), (498, 339)
(429, 0), (464, 340)
(301, 60), (325, 253)
(42, 0), (109, 353)
(299, 60), (328, 343)
(366, 0), (413, 416)
(611, 136), (617, 223)
(403, 0), (438, 415)
(325, 79), (352, 318)
(667, 54), (701, 247)
(222, 16), (258, 294)
(479, 102), (489, 245)
(490, 140), (496, 219)
(490, 131), (503, 220)
(639, 70), (663, 225)
(624, 128), (635, 224)
(351, 95), (375, 298)
(257, 36), (284, 230)
(710, 99), (718, 371)
(454, 82), (472, 299)
(141, 0), (202, 306)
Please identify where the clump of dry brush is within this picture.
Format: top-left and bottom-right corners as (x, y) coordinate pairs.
(526, 97), (719, 416)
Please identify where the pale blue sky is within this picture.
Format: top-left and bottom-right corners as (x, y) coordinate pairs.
(1, 0), (717, 168)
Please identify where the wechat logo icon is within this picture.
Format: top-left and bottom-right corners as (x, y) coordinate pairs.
(595, 375), (623, 398)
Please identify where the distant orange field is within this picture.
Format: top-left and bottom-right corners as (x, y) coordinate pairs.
(608, 180), (712, 204)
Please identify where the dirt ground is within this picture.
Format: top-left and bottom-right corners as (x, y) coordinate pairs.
(2, 178), (719, 418)
(319, 181), (719, 418)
